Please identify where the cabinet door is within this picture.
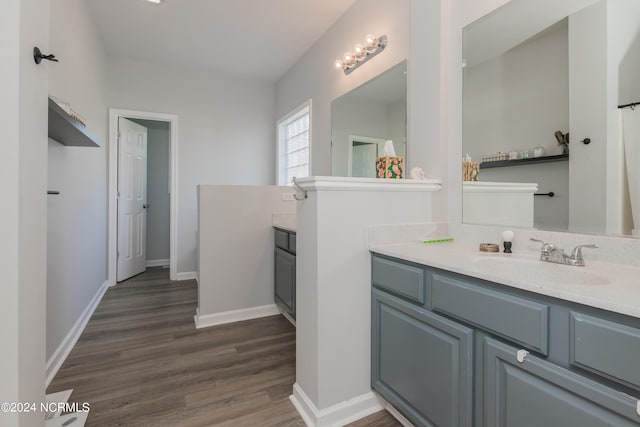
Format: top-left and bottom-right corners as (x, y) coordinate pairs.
(274, 247), (295, 318)
(372, 289), (473, 427)
(484, 337), (640, 427)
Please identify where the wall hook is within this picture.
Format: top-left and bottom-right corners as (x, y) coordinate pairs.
(33, 47), (59, 64)
(292, 179), (308, 201)
(581, 138), (591, 145)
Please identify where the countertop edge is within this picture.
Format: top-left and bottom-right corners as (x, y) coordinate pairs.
(369, 243), (640, 320)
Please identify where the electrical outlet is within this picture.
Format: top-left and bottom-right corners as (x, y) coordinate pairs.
(282, 192), (295, 201)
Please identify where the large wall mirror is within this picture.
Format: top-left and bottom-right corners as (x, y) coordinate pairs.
(331, 60), (407, 177)
(463, 0), (640, 237)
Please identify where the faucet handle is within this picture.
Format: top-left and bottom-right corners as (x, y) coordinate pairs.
(570, 244), (598, 261)
(530, 238), (555, 254)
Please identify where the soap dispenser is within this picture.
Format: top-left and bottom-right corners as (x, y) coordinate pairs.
(502, 230), (514, 253)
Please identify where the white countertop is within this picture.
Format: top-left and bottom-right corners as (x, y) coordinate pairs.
(273, 212), (296, 233)
(370, 240), (640, 319)
(274, 223), (296, 233)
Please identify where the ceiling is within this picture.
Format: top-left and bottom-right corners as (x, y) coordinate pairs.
(85, 0), (358, 82)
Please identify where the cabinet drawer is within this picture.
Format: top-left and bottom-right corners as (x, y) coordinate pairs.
(570, 312), (640, 390)
(274, 229), (289, 251)
(372, 256), (425, 304)
(288, 233), (296, 254)
(432, 273), (549, 355)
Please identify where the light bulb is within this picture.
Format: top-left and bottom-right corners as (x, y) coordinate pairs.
(334, 59), (345, 70)
(354, 43), (365, 59)
(343, 52), (355, 66)
(365, 34), (378, 49)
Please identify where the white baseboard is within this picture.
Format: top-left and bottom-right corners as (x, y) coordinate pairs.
(46, 280), (109, 387)
(290, 383), (385, 427)
(146, 259), (169, 267)
(176, 271), (197, 281)
(194, 304), (281, 329)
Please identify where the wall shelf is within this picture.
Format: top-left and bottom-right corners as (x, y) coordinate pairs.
(480, 153), (568, 169)
(48, 98), (100, 147)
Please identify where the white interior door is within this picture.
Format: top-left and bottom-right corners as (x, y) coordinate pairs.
(352, 143), (379, 177)
(348, 135), (386, 177)
(117, 118), (148, 282)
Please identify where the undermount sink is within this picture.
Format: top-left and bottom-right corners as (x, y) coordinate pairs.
(471, 255), (611, 285)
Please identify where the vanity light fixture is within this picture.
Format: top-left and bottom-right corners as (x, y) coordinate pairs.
(334, 34), (388, 75)
(144, 0), (164, 4)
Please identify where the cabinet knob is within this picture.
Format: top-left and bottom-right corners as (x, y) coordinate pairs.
(516, 349), (529, 363)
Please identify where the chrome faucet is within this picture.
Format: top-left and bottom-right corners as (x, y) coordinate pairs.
(530, 239), (598, 267)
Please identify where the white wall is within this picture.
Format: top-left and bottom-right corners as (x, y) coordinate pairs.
(0, 0), (21, 417)
(275, 0), (411, 177)
(47, 0), (109, 362)
(0, 0), (48, 424)
(132, 119), (171, 262)
(196, 186), (296, 320)
(107, 57), (276, 275)
(293, 179), (442, 421)
(481, 163), (569, 230)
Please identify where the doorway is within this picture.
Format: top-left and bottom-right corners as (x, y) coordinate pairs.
(108, 109), (178, 284)
(347, 135), (385, 178)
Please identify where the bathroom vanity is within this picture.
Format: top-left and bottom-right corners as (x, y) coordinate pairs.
(371, 250), (640, 426)
(274, 227), (296, 322)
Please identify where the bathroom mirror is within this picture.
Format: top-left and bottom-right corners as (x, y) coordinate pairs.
(462, 0), (640, 236)
(330, 60), (407, 177)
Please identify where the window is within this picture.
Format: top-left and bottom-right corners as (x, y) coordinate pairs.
(277, 100), (311, 185)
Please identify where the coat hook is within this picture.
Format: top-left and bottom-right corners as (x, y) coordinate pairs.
(581, 138), (591, 145)
(33, 47), (59, 64)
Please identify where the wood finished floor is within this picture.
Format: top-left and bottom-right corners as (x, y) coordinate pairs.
(48, 267), (400, 427)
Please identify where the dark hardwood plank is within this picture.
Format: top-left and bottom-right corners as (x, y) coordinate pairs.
(47, 267), (400, 426)
(348, 410), (403, 426)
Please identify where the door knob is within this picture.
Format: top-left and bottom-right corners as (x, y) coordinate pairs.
(143, 203), (150, 209)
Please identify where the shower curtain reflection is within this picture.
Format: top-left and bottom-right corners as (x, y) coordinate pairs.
(622, 107), (640, 236)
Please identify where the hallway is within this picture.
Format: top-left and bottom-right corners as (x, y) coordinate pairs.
(47, 268), (399, 426)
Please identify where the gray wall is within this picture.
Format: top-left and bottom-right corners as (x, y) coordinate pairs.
(197, 186), (296, 316)
(107, 57), (276, 276)
(47, 0), (108, 362)
(131, 119), (171, 263)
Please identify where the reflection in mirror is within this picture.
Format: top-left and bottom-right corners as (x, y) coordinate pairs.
(331, 60), (407, 177)
(463, 0), (640, 237)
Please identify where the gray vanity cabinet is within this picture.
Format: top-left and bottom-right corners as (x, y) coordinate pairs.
(371, 253), (640, 427)
(274, 228), (296, 320)
(372, 289), (473, 427)
(484, 337), (639, 426)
